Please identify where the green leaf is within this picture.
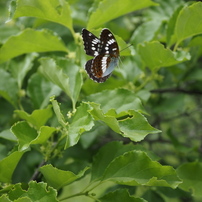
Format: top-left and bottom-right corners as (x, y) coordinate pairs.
(11, 121), (38, 151)
(31, 126), (56, 145)
(118, 110), (161, 141)
(40, 164), (89, 190)
(177, 161), (202, 197)
(166, 5), (184, 47)
(88, 102), (120, 133)
(0, 151), (25, 183)
(88, 103), (159, 142)
(86, 88), (145, 114)
(131, 20), (162, 46)
(100, 189), (146, 202)
(10, 53), (38, 89)
(175, 2), (202, 45)
(15, 106), (53, 130)
(39, 58), (82, 110)
(11, 121), (56, 150)
(50, 98), (67, 128)
(56, 58), (83, 109)
(0, 69), (18, 108)
(0, 129), (17, 141)
(13, 0), (73, 34)
(0, 29), (68, 64)
(91, 141), (141, 182)
(8, 181), (58, 202)
(87, 0), (158, 29)
(102, 151), (181, 188)
(27, 73), (61, 109)
(66, 102), (94, 148)
(138, 41), (191, 70)
(0, 195), (12, 201)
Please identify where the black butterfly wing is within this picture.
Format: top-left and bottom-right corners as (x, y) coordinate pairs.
(99, 29), (119, 57)
(82, 29), (102, 57)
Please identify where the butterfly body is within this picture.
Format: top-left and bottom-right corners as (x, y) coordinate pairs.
(82, 28), (119, 83)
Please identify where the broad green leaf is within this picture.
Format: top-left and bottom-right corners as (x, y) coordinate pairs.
(0, 129), (17, 141)
(118, 110), (161, 141)
(0, 69), (18, 108)
(138, 41), (191, 70)
(177, 161), (202, 197)
(27, 73), (61, 109)
(10, 53), (38, 89)
(91, 141), (140, 182)
(88, 102), (120, 134)
(86, 88), (145, 114)
(87, 0), (158, 29)
(175, 2), (202, 45)
(0, 195), (12, 201)
(39, 58), (82, 110)
(166, 5), (184, 47)
(66, 102), (94, 148)
(0, 29), (68, 64)
(56, 58), (83, 109)
(15, 106), (53, 130)
(7, 184), (26, 201)
(11, 121), (38, 151)
(131, 20), (162, 46)
(31, 126), (56, 145)
(13, 0), (74, 34)
(40, 164), (89, 190)
(0, 151), (25, 183)
(11, 121), (56, 150)
(8, 181), (58, 202)
(102, 151), (181, 188)
(100, 189), (146, 202)
(88, 103), (159, 142)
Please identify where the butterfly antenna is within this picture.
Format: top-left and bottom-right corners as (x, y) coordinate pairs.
(120, 44), (133, 52)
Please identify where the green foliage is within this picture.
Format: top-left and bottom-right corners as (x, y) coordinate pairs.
(0, 0), (202, 201)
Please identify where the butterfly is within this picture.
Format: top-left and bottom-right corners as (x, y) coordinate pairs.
(82, 28), (119, 83)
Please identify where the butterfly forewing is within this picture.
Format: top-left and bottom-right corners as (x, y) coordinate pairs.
(82, 29), (102, 57)
(99, 29), (119, 57)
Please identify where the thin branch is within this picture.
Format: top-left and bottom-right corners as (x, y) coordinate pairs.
(30, 160), (46, 181)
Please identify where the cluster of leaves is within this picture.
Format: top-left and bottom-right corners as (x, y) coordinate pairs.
(0, 0), (202, 201)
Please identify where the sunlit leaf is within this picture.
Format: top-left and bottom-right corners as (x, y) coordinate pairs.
(100, 189), (146, 202)
(175, 2), (202, 45)
(102, 151), (181, 188)
(0, 69), (18, 108)
(40, 164), (89, 190)
(12, 0), (73, 33)
(0, 151), (25, 183)
(39, 57), (82, 110)
(0, 29), (68, 63)
(27, 73), (61, 109)
(66, 102), (94, 148)
(8, 181), (58, 202)
(15, 106), (53, 130)
(86, 88), (145, 114)
(177, 162), (202, 197)
(87, 0), (158, 29)
(138, 41), (191, 70)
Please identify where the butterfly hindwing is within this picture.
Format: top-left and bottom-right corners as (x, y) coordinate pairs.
(85, 57), (111, 83)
